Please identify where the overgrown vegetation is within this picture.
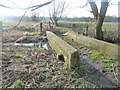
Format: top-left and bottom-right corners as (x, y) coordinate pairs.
(25, 60), (34, 64)
(90, 51), (118, 70)
(58, 21), (118, 44)
(61, 34), (118, 72)
(90, 51), (103, 61)
(34, 48), (46, 51)
(32, 30), (40, 35)
(15, 51), (28, 58)
(9, 80), (23, 88)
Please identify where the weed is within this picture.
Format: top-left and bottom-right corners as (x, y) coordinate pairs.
(25, 60), (34, 64)
(90, 51), (103, 60)
(9, 79), (23, 88)
(34, 48), (45, 51)
(100, 58), (117, 69)
(15, 51), (28, 58)
(58, 27), (70, 31)
(33, 31), (40, 35)
(35, 76), (46, 83)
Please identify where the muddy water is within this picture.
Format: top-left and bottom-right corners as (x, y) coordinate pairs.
(3, 42), (50, 50)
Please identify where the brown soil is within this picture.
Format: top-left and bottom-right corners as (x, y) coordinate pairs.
(1, 25), (119, 88)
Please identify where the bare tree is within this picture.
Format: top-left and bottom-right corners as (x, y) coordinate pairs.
(49, 0), (66, 26)
(87, 0), (109, 40)
(31, 11), (39, 22)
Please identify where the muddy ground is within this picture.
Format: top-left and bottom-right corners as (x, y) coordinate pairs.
(1, 25), (119, 88)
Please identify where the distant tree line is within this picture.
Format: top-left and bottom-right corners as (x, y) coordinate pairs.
(60, 16), (118, 22)
(2, 15), (118, 22)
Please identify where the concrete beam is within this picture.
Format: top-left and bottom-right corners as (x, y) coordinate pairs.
(67, 31), (118, 60)
(46, 31), (80, 69)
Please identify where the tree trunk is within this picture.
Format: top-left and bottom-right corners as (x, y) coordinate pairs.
(54, 20), (58, 26)
(96, 1), (108, 40)
(96, 24), (103, 40)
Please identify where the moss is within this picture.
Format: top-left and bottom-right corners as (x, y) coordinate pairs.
(34, 48), (45, 51)
(90, 51), (103, 61)
(33, 31), (40, 35)
(25, 60), (34, 64)
(15, 51), (28, 58)
(100, 58), (117, 69)
(9, 80), (23, 88)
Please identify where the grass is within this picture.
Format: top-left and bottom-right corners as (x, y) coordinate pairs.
(9, 79), (23, 88)
(25, 60), (34, 64)
(34, 48), (46, 51)
(62, 65), (97, 88)
(58, 21), (118, 35)
(90, 51), (118, 69)
(15, 51), (28, 58)
(100, 58), (117, 69)
(57, 27), (70, 31)
(32, 30), (40, 35)
(90, 51), (103, 61)
(19, 21), (39, 26)
(59, 21), (118, 43)
(62, 35), (118, 71)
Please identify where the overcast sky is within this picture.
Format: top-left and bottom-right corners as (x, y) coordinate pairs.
(0, 0), (119, 18)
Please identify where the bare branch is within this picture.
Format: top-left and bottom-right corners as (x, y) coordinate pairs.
(13, 0), (54, 27)
(0, 4), (14, 8)
(31, 0), (55, 11)
(0, 0), (55, 10)
(7, 0), (19, 7)
(79, 2), (88, 8)
(13, 0), (34, 28)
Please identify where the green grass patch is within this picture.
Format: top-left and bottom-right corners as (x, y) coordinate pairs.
(58, 21), (89, 24)
(100, 58), (117, 69)
(19, 21), (39, 26)
(58, 27), (70, 31)
(15, 51), (28, 58)
(34, 48), (45, 51)
(62, 64), (96, 88)
(90, 50), (118, 69)
(9, 79), (23, 88)
(25, 60), (34, 64)
(90, 51), (103, 61)
(58, 21), (118, 32)
(3, 49), (14, 52)
(33, 30), (40, 35)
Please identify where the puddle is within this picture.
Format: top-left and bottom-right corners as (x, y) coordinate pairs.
(3, 42), (49, 50)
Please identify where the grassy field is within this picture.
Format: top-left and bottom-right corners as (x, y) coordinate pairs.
(1, 20), (118, 43)
(58, 21), (118, 31)
(58, 21), (118, 43)
(2, 20), (118, 31)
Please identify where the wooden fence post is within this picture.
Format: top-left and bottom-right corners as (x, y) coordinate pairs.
(86, 25), (88, 36)
(40, 22), (42, 33)
(48, 21), (51, 31)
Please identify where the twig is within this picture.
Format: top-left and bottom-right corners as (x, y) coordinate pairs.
(12, 0), (54, 28)
(0, 0), (55, 10)
(13, 0), (33, 28)
(79, 2), (88, 8)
